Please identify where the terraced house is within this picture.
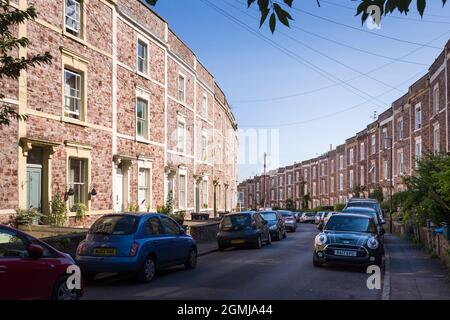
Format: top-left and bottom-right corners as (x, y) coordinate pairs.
(0, 0), (238, 224)
(238, 40), (450, 210)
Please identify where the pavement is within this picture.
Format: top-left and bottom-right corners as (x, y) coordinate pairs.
(82, 224), (381, 300)
(384, 233), (450, 300)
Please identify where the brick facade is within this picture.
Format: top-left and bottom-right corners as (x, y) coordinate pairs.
(238, 40), (450, 210)
(0, 0), (238, 224)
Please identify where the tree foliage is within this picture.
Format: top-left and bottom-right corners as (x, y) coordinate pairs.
(395, 153), (450, 225)
(0, 0), (52, 126)
(146, 0), (447, 33)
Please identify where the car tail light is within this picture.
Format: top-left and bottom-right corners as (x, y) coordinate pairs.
(129, 242), (139, 257)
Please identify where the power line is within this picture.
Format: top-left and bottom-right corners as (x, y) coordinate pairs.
(320, 0), (450, 24)
(225, 0), (404, 93)
(291, 7), (444, 50)
(200, 0), (390, 110)
(239, 69), (426, 128)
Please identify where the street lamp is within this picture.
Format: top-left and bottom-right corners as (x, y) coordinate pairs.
(384, 136), (394, 233)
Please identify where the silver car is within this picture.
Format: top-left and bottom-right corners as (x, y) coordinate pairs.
(278, 211), (297, 232)
(300, 212), (316, 224)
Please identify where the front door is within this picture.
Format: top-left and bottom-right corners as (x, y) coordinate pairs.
(26, 165), (42, 211)
(114, 168), (123, 212)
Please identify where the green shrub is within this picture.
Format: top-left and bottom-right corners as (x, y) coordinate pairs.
(12, 208), (42, 227)
(46, 194), (67, 227)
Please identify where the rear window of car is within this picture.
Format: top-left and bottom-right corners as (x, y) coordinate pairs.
(347, 201), (379, 211)
(220, 215), (252, 231)
(90, 215), (138, 235)
(260, 212), (277, 221)
(326, 216), (377, 233)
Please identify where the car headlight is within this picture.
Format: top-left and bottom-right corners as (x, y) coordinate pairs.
(269, 225), (278, 230)
(315, 233), (328, 245)
(367, 237), (379, 250)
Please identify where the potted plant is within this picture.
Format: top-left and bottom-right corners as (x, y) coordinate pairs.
(72, 203), (87, 222)
(46, 194), (67, 227)
(12, 208), (42, 229)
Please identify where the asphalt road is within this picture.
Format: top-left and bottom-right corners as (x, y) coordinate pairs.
(82, 223), (381, 300)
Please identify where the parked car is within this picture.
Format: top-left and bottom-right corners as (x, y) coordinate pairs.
(300, 212), (316, 224)
(345, 198), (385, 223)
(0, 225), (82, 300)
(278, 210), (297, 232)
(319, 212), (328, 224)
(260, 211), (287, 241)
(295, 212), (303, 223)
(314, 212), (322, 224)
(217, 211), (271, 250)
(313, 213), (384, 268)
(76, 213), (197, 283)
(341, 207), (386, 238)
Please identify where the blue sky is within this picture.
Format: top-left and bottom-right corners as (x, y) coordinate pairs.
(153, 0), (450, 181)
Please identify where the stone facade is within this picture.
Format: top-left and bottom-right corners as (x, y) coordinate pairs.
(238, 40), (450, 210)
(0, 0), (238, 224)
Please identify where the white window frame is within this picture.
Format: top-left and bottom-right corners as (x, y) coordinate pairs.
(415, 103), (422, 130)
(313, 182), (317, 196)
(202, 178), (208, 208)
(382, 129), (388, 149)
(383, 160), (388, 180)
(360, 143), (365, 161)
(201, 130), (208, 161)
(397, 119), (404, 141)
(369, 161), (376, 183)
(177, 114), (186, 154)
(138, 162), (152, 211)
(349, 170), (354, 189)
(330, 176), (335, 193)
(415, 137), (422, 169)
(360, 165), (365, 186)
(339, 155), (344, 170)
(178, 73), (186, 103)
(136, 89), (150, 140)
(339, 173), (344, 191)
(202, 93), (208, 118)
(397, 149), (404, 176)
(321, 179), (326, 195)
(331, 159), (335, 174)
(371, 135), (376, 154)
(313, 167), (317, 179)
(64, 69), (82, 120)
(433, 124), (440, 155)
(137, 36), (150, 76)
(433, 84), (440, 114)
(178, 168), (187, 210)
(65, 0), (82, 37)
(349, 148), (354, 165)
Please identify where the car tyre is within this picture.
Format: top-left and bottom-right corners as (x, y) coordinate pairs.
(313, 253), (323, 268)
(275, 230), (282, 241)
(51, 275), (80, 300)
(184, 247), (197, 270)
(266, 233), (272, 245)
(254, 235), (262, 249)
(137, 255), (156, 283)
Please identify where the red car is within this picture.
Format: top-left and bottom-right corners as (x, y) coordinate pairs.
(0, 225), (82, 300)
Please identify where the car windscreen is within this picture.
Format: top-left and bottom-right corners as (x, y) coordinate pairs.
(281, 212), (293, 218)
(90, 215), (139, 235)
(305, 212), (315, 217)
(325, 216), (376, 233)
(260, 212), (277, 221)
(220, 215), (252, 231)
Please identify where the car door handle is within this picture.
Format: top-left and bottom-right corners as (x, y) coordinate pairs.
(0, 266), (7, 273)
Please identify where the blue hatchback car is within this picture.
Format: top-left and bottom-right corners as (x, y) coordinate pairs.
(75, 213), (197, 283)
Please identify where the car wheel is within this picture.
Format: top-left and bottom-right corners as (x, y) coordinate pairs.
(82, 272), (97, 282)
(52, 275), (80, 300)
(313, 253), (323, 268)
(137, 255), (156, 283)
(266, 233), (272, 245)
(184, 247), (197, 270)
(275, 230), (282, 241)
(254, 235), (262, 249)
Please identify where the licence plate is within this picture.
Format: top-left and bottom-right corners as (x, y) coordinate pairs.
(231, 239), (246, 245)
(334, 250), (357, 257)
(94, 248), (116, 256)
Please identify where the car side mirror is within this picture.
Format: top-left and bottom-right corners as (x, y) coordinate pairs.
(27, 244), (44, 260)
